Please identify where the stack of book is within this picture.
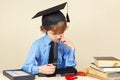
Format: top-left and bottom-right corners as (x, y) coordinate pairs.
(88, 57), (120, 80)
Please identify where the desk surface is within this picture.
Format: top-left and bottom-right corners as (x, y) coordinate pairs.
(0, 73), (99, 80)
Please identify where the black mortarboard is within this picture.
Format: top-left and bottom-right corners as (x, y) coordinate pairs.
(32, 2), (70, 26)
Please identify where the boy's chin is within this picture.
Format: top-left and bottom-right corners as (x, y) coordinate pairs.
(54, 41), (59, 43)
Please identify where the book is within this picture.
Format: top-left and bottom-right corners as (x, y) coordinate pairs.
(90, 63), (120, 72)
(88, 67), (120, 79)
(94, 57), (120, 67)
(3, 69), (35, 80)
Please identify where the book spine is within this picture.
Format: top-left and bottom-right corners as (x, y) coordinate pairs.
(88, 67), (108, 78)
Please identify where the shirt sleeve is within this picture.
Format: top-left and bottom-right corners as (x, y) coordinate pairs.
(22, 42), (40, 74)
(63, 45), (77, 67)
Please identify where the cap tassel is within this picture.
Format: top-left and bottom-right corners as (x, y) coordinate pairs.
(66, 13), (70, 22)
(66, 2), (70, 22)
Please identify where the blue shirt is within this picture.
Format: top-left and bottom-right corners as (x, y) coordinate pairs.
(22, 34), (76, 74)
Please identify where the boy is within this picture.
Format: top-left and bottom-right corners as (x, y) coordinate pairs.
(22, 2), (77, 76)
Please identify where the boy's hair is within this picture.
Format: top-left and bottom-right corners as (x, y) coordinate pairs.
(40, 21), (67, 34)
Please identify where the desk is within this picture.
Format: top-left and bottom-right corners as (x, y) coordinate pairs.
(0, 73), (99, 80)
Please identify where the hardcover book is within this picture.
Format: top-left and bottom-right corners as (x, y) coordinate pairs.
(88, 67), (120, 79)
(90, 63), (120, 72)
(3, 69), (35, 80)
(93, 57), (120, 67)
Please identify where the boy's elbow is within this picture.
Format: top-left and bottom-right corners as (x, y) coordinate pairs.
(22, 65), (39, 74)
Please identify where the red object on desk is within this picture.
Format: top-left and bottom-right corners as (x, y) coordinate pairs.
(65, 74), (78, 80)
(77, 71), (87, 76)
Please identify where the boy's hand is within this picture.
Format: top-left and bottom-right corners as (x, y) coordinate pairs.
(38, 64), (56, 74)
(60, 37), (75, 50)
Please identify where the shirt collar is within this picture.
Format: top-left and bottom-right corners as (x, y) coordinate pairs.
(43, 34), (52, 45)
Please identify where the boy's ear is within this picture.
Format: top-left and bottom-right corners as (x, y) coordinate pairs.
(40, 26), (47, 32)
(43, 29), (47, 32)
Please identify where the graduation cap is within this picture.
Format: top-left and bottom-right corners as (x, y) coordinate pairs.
(32, 2), (70, 27)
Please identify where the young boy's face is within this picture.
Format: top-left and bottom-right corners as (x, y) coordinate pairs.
(47, 30), (63, 42)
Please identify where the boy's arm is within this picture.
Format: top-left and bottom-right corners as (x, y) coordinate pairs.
(63, 48), (77, 67)
(60, 37), (77, 67)
(22, 43), (39, 74)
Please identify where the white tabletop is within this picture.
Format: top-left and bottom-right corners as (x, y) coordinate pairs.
(0, 73), (99, 80)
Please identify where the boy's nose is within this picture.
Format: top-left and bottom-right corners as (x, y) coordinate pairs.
(56, 34), (63, 39)
(56, 35), (61, 39)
